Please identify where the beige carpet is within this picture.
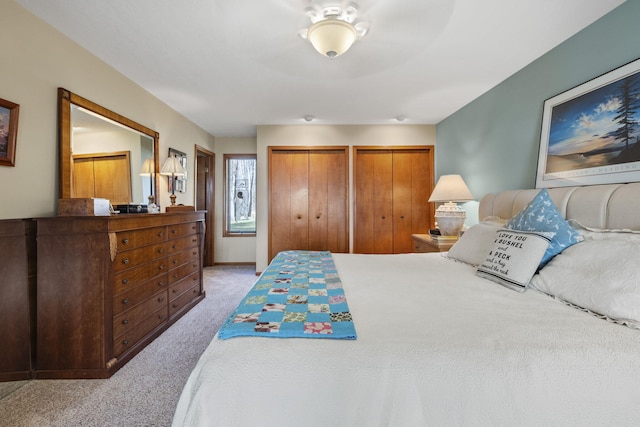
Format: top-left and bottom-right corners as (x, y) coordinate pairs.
(0, 265), (256, 427)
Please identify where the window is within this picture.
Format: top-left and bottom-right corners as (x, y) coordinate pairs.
(224, 154), (256, 236)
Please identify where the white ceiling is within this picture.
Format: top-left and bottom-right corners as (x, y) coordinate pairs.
(16, 0), (625, 137)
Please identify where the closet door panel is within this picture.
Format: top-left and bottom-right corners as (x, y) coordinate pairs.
(410, 150), (431, 236)
(355, 150), (393, 254)
(315, 151), (348, 253)
(392, 151), (414, 254)
(72, 158), (96, 198)
(269, 152), (296, 259)
(289, 152), (310, 251)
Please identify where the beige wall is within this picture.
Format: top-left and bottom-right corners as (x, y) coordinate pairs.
(255, 124), (436, 272)
(0, 1), (215, 219)
(214, 136), (257, 264)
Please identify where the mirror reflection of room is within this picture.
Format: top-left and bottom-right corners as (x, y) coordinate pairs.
(70, 104), (154, 205)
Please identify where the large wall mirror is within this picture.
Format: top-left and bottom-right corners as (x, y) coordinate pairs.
(58, 88), (159, 205)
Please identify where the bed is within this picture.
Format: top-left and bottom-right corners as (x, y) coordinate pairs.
(173, 182), (640, 427)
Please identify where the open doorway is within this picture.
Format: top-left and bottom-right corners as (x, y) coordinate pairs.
(195, 145), (215, 266)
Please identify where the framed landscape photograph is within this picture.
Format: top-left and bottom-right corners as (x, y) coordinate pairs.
(168, 148), (187, 193)
(536, 58), (640, 188)
(0, 97), (20, 167)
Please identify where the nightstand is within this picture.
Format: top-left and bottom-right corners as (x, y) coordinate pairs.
(412, 234), (457, 253)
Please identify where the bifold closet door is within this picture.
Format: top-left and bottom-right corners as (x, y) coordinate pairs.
(354, 149), (394, 253)
(269, 148), (349, 262)
(392, 150), (431, 253)
(269, 150), (310, 260)
(354, 146), (434, 254)
(308, 151), (348, 252)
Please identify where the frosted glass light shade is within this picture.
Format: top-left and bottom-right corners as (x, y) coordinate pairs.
(307, 18), (357, 58)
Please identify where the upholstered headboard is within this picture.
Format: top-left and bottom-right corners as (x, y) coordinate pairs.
(478, 182), (640, 231)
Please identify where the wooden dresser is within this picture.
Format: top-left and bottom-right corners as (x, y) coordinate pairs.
(0, 219), (36, 382)
(36, 212), (205, 379)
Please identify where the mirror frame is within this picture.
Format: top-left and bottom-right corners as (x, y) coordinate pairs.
(58, 87), (160, 202)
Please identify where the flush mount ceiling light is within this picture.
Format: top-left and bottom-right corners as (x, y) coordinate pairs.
(300, 3), (369, 59)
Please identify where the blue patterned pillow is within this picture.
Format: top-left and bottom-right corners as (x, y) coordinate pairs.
(505, 189), (582, 267)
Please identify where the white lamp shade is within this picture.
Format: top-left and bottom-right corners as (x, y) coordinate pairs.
(307, 18), (357, 58)
(160, 156), (185, 177)
(139, 157), (155, 176)
(428, 174), (474, 202)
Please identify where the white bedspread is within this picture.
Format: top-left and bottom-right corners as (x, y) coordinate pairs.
(173, 253), (640, 427)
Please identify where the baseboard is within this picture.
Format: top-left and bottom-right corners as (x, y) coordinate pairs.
(212, 262), (256, 266)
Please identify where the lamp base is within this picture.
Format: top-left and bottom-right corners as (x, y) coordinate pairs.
(434, 202), (466, 236)
(169, 193), (177, 206)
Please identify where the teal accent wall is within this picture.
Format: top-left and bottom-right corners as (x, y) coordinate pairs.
(436, 0), (640, 218)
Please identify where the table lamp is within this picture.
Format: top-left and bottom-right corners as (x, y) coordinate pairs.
(160, 155), (186, 206)
(428, 174), (474, 236)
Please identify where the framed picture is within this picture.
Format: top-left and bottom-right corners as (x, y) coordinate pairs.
(0, 97), (20, 167)
(168, 148), (187, 193)
(536, 58), (640, 188)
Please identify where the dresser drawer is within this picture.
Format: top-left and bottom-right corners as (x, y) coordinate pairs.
(167, 234), (199, 254)
(168, 256), (200, 285)
(167, 222), (199, 239)
(168, 247), (199, 271)
(169, 271), (200, 302)
(169, 284), (200, 317)
(112, 290), (168, 337)
(113, 243), (167, 272)
(113, 258), (168, 295)
(113, 306), (168, 357)
(116, 226), (167, 251)
(113, 276), (169, 316)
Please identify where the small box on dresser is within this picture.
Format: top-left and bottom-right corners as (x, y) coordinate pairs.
(36, 211), (205, 379)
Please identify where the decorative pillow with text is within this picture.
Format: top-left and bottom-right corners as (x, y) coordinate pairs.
(476, 229), (551, 292)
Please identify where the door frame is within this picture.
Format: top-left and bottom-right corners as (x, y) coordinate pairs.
(195, 145), (215, 266)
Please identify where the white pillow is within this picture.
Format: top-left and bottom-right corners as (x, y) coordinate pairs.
(446, 221), (504, 266)
(476, 229), (551, 292)
(530, 232), (640, 328)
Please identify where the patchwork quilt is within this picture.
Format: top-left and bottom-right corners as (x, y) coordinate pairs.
(218, 250), (357, 340)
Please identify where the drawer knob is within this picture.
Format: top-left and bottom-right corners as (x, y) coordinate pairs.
(172, 229), (177, 234)
(158, 297), (164, 302)
(381, 216), (386, 219)
(159, 265), (165, 270)
(122, 238), (129, 244)
(158, 314), (164, 319)
(172, 244), (177, 249)
(158, 282), (164, 287)
(158, 248), (164, 254)
(172, 259), (177, 264)
(192, 238), (197, 242)
(172, 274), (178, 279)
(122, 319), (129, 325)
(192, 251), (197, 256)
(400, 215), (405, 219)
(173, 303), (178, 308)
(193, 289), (197, 293)
(122, 258), (129, 264)
(122, 278), (129, 284)
(123, 298), (129, 304)
(123, 339), (129, 345)
(157, 231), (163, 237)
